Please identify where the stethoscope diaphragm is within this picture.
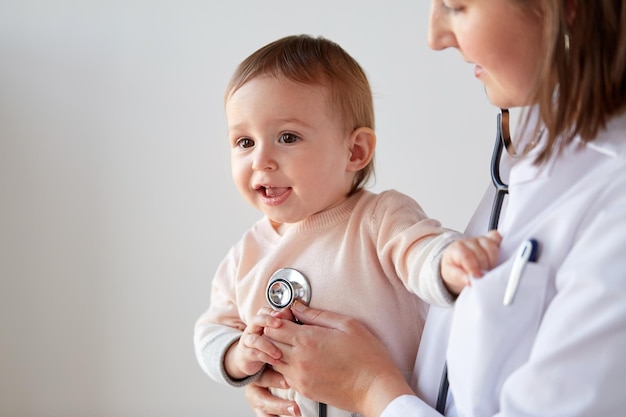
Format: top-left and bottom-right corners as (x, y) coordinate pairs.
(265, 268), (312, 310)
(264, 267), (326, 416)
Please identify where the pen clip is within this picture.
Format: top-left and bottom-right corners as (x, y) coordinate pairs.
(503, 239), (539, 306)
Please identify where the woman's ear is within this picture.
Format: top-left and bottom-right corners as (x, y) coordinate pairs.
(346, 127), (376, 172)
(566, 0), (576, 25)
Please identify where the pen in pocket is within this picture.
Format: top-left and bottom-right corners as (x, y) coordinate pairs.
(503, 239), (539, 306)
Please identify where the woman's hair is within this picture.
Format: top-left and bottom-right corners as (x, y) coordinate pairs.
(528, 0), (626, 163)
(225, 34), (375, 193)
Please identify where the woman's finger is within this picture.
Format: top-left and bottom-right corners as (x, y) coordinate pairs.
(289, 301), (352, 329)
(254, 367), (290, 389)
(245, 372), (300, 417)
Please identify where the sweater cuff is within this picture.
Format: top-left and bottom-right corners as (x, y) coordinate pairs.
(195, 326), (263, 387)
(218, 338), (266, 387)
(414, 231), (460, 307)
(432, 244), (457, 306)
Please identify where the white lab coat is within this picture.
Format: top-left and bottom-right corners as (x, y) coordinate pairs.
(382, 110), (626, 417)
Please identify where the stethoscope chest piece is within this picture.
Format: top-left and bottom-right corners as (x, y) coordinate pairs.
(266, 268), (311, 310)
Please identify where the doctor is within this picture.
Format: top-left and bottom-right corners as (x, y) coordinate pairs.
(246, 0), (626, 416)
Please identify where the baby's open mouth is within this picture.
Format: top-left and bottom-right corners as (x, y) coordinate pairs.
(259, 186), (291, 198)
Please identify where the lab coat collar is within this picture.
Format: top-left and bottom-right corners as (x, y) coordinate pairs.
(587, 110), (626, 157)
(508, 110), (626, 186)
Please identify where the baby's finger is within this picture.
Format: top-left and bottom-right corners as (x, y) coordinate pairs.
(478, 232), (502, 268)
(256, 306), (275, 316)
(457, 241), (487, 277)
(486, 230), (503, 243)
(248, 313), (282, 335)
(278, 307), (295, 322)
(242, 332), (282, 364)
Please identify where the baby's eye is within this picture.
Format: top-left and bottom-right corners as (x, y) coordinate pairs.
(278, 133), (300, 144)
(236, 138), (254, 149)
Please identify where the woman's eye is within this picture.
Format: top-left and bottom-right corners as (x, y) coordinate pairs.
(236, 138), (254, 149)
(441, 1), (462, 13)
(278, 133), (300, 144)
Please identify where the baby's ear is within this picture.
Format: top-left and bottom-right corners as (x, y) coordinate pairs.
(347, 127), (376, 172)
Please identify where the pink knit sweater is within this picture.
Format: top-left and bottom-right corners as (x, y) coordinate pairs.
(195, 189), (460, 417)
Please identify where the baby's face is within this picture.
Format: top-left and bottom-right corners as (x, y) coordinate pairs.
(226, 76), (354, 228)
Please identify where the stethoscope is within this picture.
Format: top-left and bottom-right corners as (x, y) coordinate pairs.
(263, 109), (516, 416)
(265, 268), (327, 417)
(435, 108), (512, 414)
(266, 268), (312, 310)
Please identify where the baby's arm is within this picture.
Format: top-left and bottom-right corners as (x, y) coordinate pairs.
(223, 310), (283, 380)
(441, 230), (502, 296)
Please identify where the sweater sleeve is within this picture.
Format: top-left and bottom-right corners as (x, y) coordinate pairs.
(193, 244), (263, 387)
(373, 190), (461, 307)
(194, 321), (264, 387)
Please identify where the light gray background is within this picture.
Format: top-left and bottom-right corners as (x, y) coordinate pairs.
(0, 1), (494, 416)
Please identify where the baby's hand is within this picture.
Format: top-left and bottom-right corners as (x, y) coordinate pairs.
(224, 309), (283, 379)
(270, 306), (296, 322)
(441, 230), (502, 295)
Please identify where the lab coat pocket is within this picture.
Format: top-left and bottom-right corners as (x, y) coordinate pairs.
(446, 259), (553, 417)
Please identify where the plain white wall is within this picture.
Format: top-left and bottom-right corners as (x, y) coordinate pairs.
(0, 1), (495, 416)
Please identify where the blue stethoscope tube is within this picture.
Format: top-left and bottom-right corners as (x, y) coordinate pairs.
(489, 109), (510, 231)
(436, 109), (511, 414)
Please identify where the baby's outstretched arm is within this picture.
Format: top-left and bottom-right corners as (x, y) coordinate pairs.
(441, 230), (502, 296)
(223, 309), (283, 380)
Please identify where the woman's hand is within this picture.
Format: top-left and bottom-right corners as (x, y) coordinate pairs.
(245, 368), (301, 417)
(264, 301), (414, 417)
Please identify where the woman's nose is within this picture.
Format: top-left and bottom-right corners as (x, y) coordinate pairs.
(427, 0), (458, 51)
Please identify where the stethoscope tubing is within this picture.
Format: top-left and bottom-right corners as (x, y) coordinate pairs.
(489, 109), (510, 231)
(436, 108), (510, 414)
